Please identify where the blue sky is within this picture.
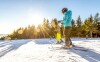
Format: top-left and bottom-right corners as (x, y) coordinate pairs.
(0, 0), (100, 34)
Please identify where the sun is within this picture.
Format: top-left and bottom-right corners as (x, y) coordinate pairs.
(32, 14), (43, 26)
(28, 10), (44, 27)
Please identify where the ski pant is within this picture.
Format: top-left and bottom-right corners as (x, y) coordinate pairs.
(63, 27), (72, 47)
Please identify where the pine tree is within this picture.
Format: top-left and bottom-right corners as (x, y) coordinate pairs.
(76, 16), (82, 37)
(77, 16), (82, 27)
(94, 13), (99, 25)
(51, 18), (58, 37)
(72, 19), (76, 27)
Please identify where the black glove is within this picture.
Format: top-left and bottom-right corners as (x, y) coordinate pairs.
(58, 21), (61, 23)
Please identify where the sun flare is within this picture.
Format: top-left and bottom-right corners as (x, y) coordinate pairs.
(28, 10), (44, 27)
(32, 14), (43, 26)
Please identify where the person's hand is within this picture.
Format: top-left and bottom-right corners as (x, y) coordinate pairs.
(61, 22), (63, 24)
(58, 21), (61, 23)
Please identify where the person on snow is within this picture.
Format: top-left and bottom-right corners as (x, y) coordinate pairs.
(59, 8), (73, 48)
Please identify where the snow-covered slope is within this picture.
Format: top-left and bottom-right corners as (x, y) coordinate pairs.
(0, 41), (13, 56)
(0, 38), (100, 62)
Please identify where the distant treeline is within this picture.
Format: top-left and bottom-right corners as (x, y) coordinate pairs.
(0, 13), (100, 40)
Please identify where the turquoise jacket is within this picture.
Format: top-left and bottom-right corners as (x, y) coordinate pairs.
(61, 10), (72, 27)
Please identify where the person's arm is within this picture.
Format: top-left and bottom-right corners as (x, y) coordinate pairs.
(67, 10), (72, 21)
(61, 12), (68, 24)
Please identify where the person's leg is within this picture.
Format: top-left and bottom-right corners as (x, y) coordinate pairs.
(63, 27), (72, 48)
(69, 38), (72, 45)
(68, 27), (74, 47)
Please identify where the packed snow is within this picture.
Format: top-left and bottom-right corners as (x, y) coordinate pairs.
(0, 38), (100, 62)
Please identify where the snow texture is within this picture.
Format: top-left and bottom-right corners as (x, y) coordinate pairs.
(0, 38), (100, 62)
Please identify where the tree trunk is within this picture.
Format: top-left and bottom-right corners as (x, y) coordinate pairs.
(90, 31), (92, 38)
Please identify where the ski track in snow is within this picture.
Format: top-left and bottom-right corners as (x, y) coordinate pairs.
(0, 38), (100, 62)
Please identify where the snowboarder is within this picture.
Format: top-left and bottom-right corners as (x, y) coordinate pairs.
(59, 8), (73, 48)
